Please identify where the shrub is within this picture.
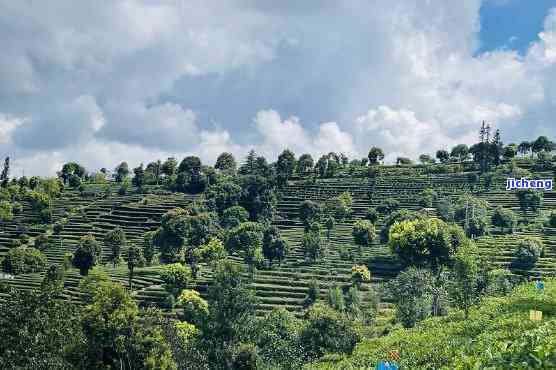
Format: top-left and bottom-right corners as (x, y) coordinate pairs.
(352, 220), (376, 249)
(388, 267), (434, 328)
(0, 201), (13, 222)
(491, 206), (517, 233)
(1, 246), (47, 274)
(300, 303), (361, 359)
(419, 188), (438, 208)
(548, 211), (556, 228)
(160, 263), (192, 296)
(176, 289), (209, 326)
(351, 265), (371, 287)
(39, 208), (52, 223)
(365, 207), (378, 224)
(514, 237), (544, 268)
(34, 234), (49, 251)
(377, 198), (400, 214)
(11, 201), (22, 215)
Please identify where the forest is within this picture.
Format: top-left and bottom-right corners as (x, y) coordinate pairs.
(0, 124), (555, 369)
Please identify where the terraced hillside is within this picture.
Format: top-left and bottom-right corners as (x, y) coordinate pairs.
(1, 167), (555, 324)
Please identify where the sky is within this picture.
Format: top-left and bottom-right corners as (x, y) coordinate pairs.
(1, 0), (556, 177)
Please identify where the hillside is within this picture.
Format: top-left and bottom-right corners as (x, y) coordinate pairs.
(308, 279), (556, 369)
(1, 164), (555, 319)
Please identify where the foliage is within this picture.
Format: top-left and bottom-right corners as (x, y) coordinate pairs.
(262, 226), (289, 266)
(104, 226), (126, 267)
(127, 244), (145, 289)
(215, 152), (237, 173)
(448, 244), (480, 318)
(311, 281), (556, 370)
(365, 207), (378, 224)
(325, 192), (352, 221)
(388, 267), (434, 328)
(303, 279), (320, 308)
(326, 284), (346, 312)
(300, 302), (361, 360)
(514, 236), (544, 268)
(160, 263), (192, 296)
(516, 189), (544, 212)
(0, 200), (13, 221)
(221, 205), (249, 228)
(352, 220), (376, 249)
(377, 197), (400, 214)
(302, 228), (325, 262)
(225, 222), (264, 272)
(419, 188), (438, 208)
(177, 289), (209, 326)
(299, 200), (322, 227)
(1, 246), (47, 274)
(72, 233), (102, 276)
(351, 264), (371, 287)
(205, 181), (242, 214)
(194, 237), (227, 263)
(0, 288), (82, 369)
(491, 206), (517, 233)
(368, 147), (384, 165)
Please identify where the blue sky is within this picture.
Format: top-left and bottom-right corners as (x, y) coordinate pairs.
(479, 0), (556, 55)
(1, 1), (556, 176)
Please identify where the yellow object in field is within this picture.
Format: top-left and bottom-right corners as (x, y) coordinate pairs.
(529, 310), (542, 321)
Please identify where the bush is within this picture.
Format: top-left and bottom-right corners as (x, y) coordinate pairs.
(39, 208), (52, 223)
(176, 289), (209, 326)
(419, 188), (438, 208)
(388, 267), (434, 328)
(0, 200), (13, 222)
(1, 246), (47, 274)
(491, 206), (517, 233)
(514, 237), (544, 268)
(300, 303), (361, 360)
(365, 207), (378, 224)
(351, 265), (371, 287)
(352, 220), (376, 250)
(160, 263), (192, 296)
(34, 234), (49, 251)
(548, 211), (556, 228)
(11, 202), (22, 214)
(377, 198), (400, 214)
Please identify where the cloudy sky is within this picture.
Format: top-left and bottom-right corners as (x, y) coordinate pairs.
(1, 0), (556, 176)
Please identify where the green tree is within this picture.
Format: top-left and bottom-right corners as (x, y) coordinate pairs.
(177, 289), (209, 327)
(516, 189), (544, 212)
(205, 181), (243, 214)
(215, 152), (237, 173)
(132, 163), (145, 188)
(160, 263), (192, 297)
(297, 153), (314, 175)
(377, 197), (400, 215)
(142, 231), (156, 265)
(221, 205), (249, 228)
(303, 279), (320, 308)
(365, 207), (379, 224)
(0, 200), (13, 222)
(450, 144), (469, 162)
(299, 200), (322, 227)
(0, 288), (82, 369)
(161, 157), (178, 177)
(1, 246), (47, 274)
(153, 208), (189, 262)
(72, 233), (102, 276)
(302, 227), (325, 262)
(491, 206), (517, 233)
(514, 236), (544, 269)
(436, 149), (450, 164)
(352, 220), (376, 253)
(262, 226), (289, 266)
(388, 267), (434, 328)
(127, 244), (144, 289)
(449, 244), (479, 318)
(325, 215), (335, 240)
(225, 222), (264, 274)
(300, 303), (360, 360)
(276, 149), (297, 186)
(114, 161), (129, 182)
(104, 227), (126, 268)
(368, 147), (385, 165)
(326, 284), (346, 312)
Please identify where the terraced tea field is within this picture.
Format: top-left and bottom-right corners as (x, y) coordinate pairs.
(1, 168), (555, 326)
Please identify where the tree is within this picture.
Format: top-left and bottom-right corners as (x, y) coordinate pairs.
(325, 192), (353, 221)
(127, 244), (144, 289)
(161, 157), (178, 177)
(221, 205), (249, 229)
(77, 281), (176, 369)
(419, 154), (433, 165)
(153, 208), (189, 262)
(142, 231), (156, 265)
(299, 200), (322, 227)
(160, 263), (192, 297)
(303, 279), (320, 308)
(518, 141), (531, 156)
(262, 226), (289, 266)
(389, 218), (467, 276)
(1, 246), (47, 274)
(491, 206), (517, 233)
(326, 285), (345, 312)
(377, 197), (400, 214)
(365, 207), (379, 224)
(41, 264), (65, 293)
(396, 157), (412, 165)
(132, 163), (145, 188)
(351, 264), (371, 288)
(300, 303), (360, 360)
(203, 260), (257, 367)
(449, 244), (479, 319)
(0, 156), (9, 182)
(325, 215), (335, 240)
(302, 227), (324, 262)
(388, 267), (434, 328)
(177, 289), (209, 327)
(503, 144), (517, 161)
(0, 200), (13, 222)
(276, 149), (296, 186)
(490, 129), (503, 166)
(252, 308), (304, 369)
(516, 189), (543, 212)
(225, 222), (264, 274)
(112, 161), (128, 182)
(532, 135), (553, 154)
(72, 234), (102, 276)
(104, 227), (126, 268)
(194, 237), (227, 264)
(450, 144), (469, 162)
(297, 153), (314, 175)
(205, 181), (242, 214)
(59, 162), (86, 184)
(514, 237), (544, 269)
(215, 152), (237, 173)
(145, 160), (162, 185)
(436, 150), (450, 164)
(419, 188), (438, 208)
(178, 156), (202, 176)
(0, 288), (81, 369)
(352, 220), (376, 253)
(367, 147), (384, 165)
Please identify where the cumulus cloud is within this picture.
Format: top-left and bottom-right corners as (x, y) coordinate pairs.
(1, 1), (556, 175)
